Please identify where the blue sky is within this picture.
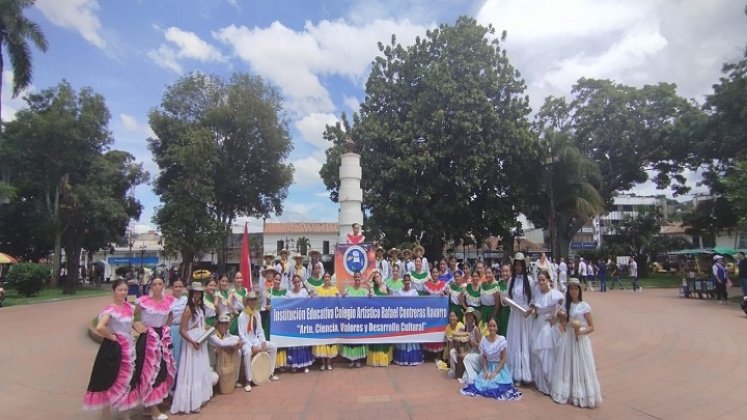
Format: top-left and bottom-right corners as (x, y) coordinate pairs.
(3, 0), (746, 233)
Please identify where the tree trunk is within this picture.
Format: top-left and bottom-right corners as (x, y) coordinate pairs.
(423, 234), (445, 267)
(180, 250), (195, 282)
(63, 244), (81, 294)
(501, 233), (514, 263)
(50, 230), (62, 287)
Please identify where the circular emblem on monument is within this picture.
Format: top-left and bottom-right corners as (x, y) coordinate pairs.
(343, 245), (368, 275)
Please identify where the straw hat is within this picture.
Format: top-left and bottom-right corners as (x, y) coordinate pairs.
(402, 249), (412, 257)
(192, 269), (211, 281)
(262, 266), (278, 276)
(375, 246), (385, 254)
(279, 249), (289, 257)
(464, 307), (481, 319)
(217, 314), (231, 323)
(263, 253), (275, 260)
(567, 278), (581, 286)
(514, 252), (525, 261)
(308, 249), (321, 257)
(388, 248), (400, 257)
(246, 290), (259, 300)
(292, 253), (304, 260)
(189, 282), (205, 291)
(413, 245), (425, 254)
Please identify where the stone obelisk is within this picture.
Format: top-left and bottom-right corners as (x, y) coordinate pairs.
(338, 140), (363, 244)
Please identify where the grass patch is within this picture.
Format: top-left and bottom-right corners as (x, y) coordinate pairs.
(2, 286), (109, 307)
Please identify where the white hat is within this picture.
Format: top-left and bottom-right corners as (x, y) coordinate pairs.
(514, 252), (525, 261)
(714, 255), (724, 260)
(217, 314), (231, 323)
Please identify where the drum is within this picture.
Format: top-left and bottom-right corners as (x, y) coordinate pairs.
(447, 334), (470, 380)
(250, 351), (272, 384)
(217, 348), (240, 394)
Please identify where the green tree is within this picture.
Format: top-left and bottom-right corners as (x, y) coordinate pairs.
(1, 81), (122, 287)
(604, 208), (666, 277)
(527, 96), (606, 258)
(320, 17), (539, 261)
(724, 159), (747, 230)
(296, 236), (310, 255)
(0, 0), (48, 124)
(149, 72), (294, 276)
(59, 150), (147, 293)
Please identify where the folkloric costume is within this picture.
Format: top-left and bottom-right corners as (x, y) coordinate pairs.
(367, 283), (392, 367)
(171, 301), (214, 414)
(410, 269), (429, 294)
(392, 287), (423, 365)
(448, 281), (466, 321)
(460, 335), (522, 401)
(238, 301), (278, 383)
(506, 272), (534, 384)
(169, 295), (188, 374)
(276, 287), (315, 371)
(422, 279), (447, 354)
(374, 247), (391, 280)
(479, 280), (500, 327)
(551, 301), (602, 408)
(530, 287), (564, 395)
(340, 286), (368, 363)
(268, 288), (289, 369)
(209, 318), (241, 391)
(121, 295), (176, 410)
(229, 286), (248, 335)
(83, 303), (136, 411)
(312, 285), (340, 360)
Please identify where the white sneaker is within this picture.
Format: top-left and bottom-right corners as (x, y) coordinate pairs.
(320, 365), (326, 371)
(270, 375), (279, 381)
(327, 365), (333, 370)
(244, 384), (252, 392)
(304, 368), (310, 373)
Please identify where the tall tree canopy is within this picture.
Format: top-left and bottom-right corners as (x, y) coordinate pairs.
(149, 72), (294, 277)
(1, 81), (147, 291)
(320, 17), (540, 259)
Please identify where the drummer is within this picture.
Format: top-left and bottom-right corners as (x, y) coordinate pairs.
(238, 291), (279, 392)
(209, 314), (243, 391)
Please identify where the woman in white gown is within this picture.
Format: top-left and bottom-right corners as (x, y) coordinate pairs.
(528, 270), (564, 395)
(505, 253), (534, 385)
(551, 278), (602, 408)
(171, 282), (214, 414)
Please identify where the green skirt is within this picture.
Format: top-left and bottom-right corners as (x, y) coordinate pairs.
(341, 344), (368, 361)
(498, 305), (510, 337)
(480, 305), (497, 326)
(260, 310), (270, 341)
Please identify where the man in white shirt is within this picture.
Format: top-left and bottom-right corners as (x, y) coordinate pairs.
(558, 258), (568, 291)
(629, 257), (639, 292)
(210, 314), (242, 390)
(238, 291), (279, 391)
(374, 246), (390, 280)
(578, 258), (588, 289)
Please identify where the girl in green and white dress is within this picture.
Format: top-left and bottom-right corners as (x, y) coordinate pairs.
(385, 264), (404, 294)
(304, 262), (325, 295)
(341, 272), (368, 368)
(479, 268), (501, 326)
(460, 271), (482, 320)
(410, 256), (430, 294)
(448, 270), (467, 321)
(367, 270), (392, 367)
(229, 271), (248, 335)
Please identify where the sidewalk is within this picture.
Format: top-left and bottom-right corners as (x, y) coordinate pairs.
(0, 289), (746, 419)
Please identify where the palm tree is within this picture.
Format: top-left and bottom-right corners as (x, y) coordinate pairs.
(296, 236), (310, 256)
(0, 0), (48, 124)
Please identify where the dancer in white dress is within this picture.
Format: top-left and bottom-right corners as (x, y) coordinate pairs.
(168, 279), (187, 377)
(551, 278), (602, 408)
(171, 282), (214, 414)
(528, 271), (564, 395)
(506, 252), (534, 385)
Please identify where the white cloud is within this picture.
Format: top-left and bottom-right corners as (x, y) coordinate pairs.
(120, 113), (139, 131)
(1, 71), (32, 122)
(475, 0), (747, 109)
(343, 95), (360, 113)
(36, 0), (106, 49)
(291, 151), (326, 188)
(214, 19), (431, 114)
(148, 27), (226, 74)
(295, 112), (339, 149)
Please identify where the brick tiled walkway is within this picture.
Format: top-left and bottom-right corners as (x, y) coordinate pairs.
(1, 287), (746, 420)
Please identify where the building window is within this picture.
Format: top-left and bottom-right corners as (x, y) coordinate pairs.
(323, 241), (330, 255)
(621, 205), (634, 212)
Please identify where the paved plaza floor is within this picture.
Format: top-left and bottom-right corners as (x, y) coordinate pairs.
(1, 286), (746, 420)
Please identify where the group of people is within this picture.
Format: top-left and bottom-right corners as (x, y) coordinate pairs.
(84, 246), (602, 418)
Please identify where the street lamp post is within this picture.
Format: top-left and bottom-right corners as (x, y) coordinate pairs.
(139, 244), (147, 272)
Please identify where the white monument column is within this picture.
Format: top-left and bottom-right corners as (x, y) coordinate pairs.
(338, 140), (363, 244)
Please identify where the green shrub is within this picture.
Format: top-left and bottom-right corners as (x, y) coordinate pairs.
(6, 263), (49, 297)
